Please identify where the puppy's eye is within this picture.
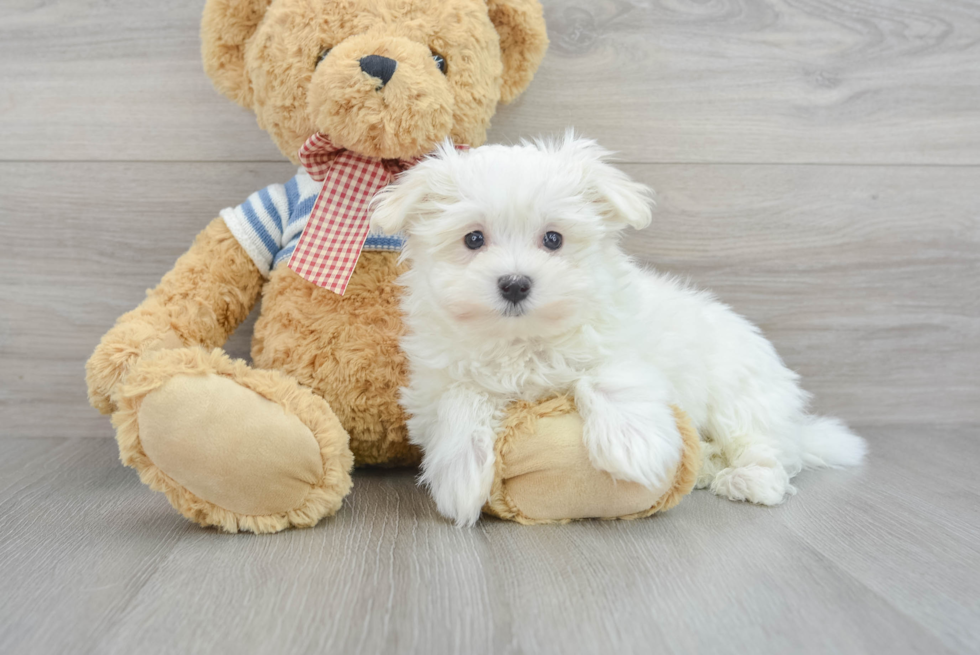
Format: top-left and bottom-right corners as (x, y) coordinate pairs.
(464, 231), (484, 250)
(317, 48), (332, 65)
(542, 231), (563, 251)
(432, 52), (447, 74)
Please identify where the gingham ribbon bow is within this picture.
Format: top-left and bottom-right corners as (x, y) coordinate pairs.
(288, 133), (470, 295)
(286, 133), (419, 295)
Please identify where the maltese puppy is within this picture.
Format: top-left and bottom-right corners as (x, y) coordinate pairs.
(372, 134), (867, 526)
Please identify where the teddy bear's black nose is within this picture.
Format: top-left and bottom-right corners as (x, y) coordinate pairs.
(498, 275), (532, 305)
(359, 55), (397, 87)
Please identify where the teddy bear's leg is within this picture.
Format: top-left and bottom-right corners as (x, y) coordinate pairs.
(86, 218), (353, 533)
(484, 399), (701, 524)
(112, 347), (353, 534)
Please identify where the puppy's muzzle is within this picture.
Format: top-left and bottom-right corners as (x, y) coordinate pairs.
(498, 275), (532, 305)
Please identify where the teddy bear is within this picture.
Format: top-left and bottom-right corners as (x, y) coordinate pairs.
(85, 0), (701, 533)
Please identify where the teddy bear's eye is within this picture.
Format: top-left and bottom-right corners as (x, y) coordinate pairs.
(464, 231), (484, 250)
(317, 48), (332, 65)
(542, 231), (563, 251)
(432, 53), (447, 75)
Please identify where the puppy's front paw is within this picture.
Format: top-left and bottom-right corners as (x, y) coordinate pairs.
(421, 426), (494, 527)
(413, 386), (501, 527)
(576, 376), (683, 491)
(424, 465), (494, 527)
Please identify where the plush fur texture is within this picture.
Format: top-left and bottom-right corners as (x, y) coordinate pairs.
(372, 135), (868, 526)
(202, 0), (548, 161)
(252, 253), (421, 467)
(86, 218), (265, 415)
(112, 347), (353, 534)
(87, 0), (550, 531)
(484, 398), (701, 524)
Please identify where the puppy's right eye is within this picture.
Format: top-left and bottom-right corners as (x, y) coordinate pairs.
(464, 231), (485, 250)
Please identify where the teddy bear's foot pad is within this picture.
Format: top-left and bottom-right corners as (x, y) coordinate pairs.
(501, 411), (671, 520)
(138, 373), (322, 516)
(111, 347), (353, 533)
(485, 398), (701, 524)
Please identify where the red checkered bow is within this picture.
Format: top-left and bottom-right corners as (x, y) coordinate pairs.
(287, 133), (467, 295)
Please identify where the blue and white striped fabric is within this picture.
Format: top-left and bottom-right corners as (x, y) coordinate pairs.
(220, 167), (405, 277)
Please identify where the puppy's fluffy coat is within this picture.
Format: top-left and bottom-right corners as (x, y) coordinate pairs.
(372, 134), (867, 526)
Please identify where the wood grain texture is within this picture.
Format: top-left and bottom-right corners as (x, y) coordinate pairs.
(622, 163), (980, 427)
(0, 439), (193, 655)
(0, 161), (286, 438)
(1, 162), (976, 436)
(0, 428), (977, 655)
(1, 0), (980, 163)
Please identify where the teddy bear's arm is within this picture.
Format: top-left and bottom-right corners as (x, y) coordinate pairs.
(86, 217), (264, 414)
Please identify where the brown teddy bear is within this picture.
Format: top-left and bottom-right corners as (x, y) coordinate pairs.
(86, 0), (700, 533)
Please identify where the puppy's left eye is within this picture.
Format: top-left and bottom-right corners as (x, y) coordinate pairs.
(542, 231), (563, 251)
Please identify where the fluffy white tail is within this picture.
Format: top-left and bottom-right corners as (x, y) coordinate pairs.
(799, 416), (867, 469)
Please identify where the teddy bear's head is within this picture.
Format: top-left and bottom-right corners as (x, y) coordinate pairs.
(202, 0), (548, 162)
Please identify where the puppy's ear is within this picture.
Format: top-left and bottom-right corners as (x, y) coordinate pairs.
(558, 134), (654, 230)
(371, 171), (429, 235)
(372, 142), (458, 235)
(486, 0), (549, 103)
(201, 0), (273, 108)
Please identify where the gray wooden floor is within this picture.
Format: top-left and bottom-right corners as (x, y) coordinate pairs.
(1, 428), (978, 654)
(1, 0), (979, 653)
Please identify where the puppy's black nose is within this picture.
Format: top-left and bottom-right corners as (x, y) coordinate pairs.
(359, 55), (397, 87)
(498, 275), (532, 304)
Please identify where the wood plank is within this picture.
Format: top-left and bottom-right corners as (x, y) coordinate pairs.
(778, 424), (980, 654)
(0, 0), (277, 162)
(1, 431), (975, 655)
(0, 438), (66, 475)
(621, 162), (980, 428)
(95, 468), (954, 655)
(0, 161), (293, 438)
(0, 438), (69, 493)
(0, 439), (192, 655)
(528, 0), (980, 164)
(474, 465), (961, 655)
(2, 161), (976, 437)
(95, 470), (505, 654)
(1, 0), (979, 164)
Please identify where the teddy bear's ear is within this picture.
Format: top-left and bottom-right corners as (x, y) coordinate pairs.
(486, 0), (549, 103)
(201, 0), (273, 107)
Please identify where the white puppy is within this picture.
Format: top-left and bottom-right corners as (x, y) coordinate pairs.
(372, 134), (867, 526)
